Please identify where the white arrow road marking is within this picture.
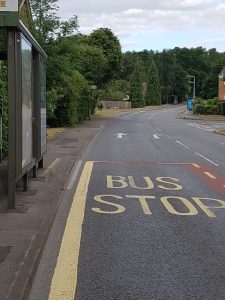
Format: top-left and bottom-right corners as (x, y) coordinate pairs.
(115, 133), (127, 139)
(153, 134), (163, 140)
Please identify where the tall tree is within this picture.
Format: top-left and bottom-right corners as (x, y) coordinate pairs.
(155, 50), (176, 104)
(129, 59), (145, 108)
(30, 0), (60, 45)
(146, 59), (161, 105)
(174, 65), (189, 102)
(88, 28), (122, 85)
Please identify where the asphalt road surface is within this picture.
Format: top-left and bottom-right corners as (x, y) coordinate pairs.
(29, 106), (225, 300)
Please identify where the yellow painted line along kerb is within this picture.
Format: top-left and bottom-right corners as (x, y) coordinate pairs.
(204, 172), (216, 179)
(43, 158), (60, 176)
(48, 161), (94, 300)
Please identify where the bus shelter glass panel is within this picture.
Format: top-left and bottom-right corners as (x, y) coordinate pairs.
(40, 57), (46, 154)
(21, 35), (32, 168)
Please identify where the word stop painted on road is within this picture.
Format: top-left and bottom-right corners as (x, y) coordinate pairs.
(91, 175), (225, 218)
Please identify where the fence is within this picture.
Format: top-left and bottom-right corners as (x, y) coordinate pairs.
(100, 101), (131, 109)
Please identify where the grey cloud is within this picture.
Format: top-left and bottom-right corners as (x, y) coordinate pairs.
(58, 0), (225, 50)
(58, 0), (217, 16)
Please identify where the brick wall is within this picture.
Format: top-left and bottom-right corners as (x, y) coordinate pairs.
(218, 78), (225, 102)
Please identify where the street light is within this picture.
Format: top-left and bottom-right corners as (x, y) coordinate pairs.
(187, 75), (196, 111)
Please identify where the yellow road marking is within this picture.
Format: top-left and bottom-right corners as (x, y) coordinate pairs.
(48, 161), (94, 300)
(43, 158), (60, 176)
(204, 172), (216, 179)
(192, 163), (201, 168)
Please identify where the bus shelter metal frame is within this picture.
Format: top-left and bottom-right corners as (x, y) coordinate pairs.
(5, 21), (47, 209)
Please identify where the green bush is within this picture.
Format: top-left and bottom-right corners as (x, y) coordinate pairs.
(193, 97), (222, 115)
(193, 104), (205, 114)
(204, 105), (218, 115)
(193, 97), (204, 106)
(207, 97), (219, 106)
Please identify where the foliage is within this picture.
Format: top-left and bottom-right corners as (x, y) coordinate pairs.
(30, 0), (123, 127)
(122, 47), (225, 106)
(193, 104), (206, 115)
(145, 59), (161, 105)
(174, 65), (189, 102)
(101, 80), (129, 101)
(129, 59), (145, 108)
(88, 28), (122, 85)
(193, 97), (220, 115)
(30, 0), (61, 45)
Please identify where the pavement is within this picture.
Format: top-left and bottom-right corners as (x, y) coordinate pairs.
(0, 106), (224, 300)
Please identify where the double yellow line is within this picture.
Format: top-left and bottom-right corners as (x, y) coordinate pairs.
(48, 161), (94, 300)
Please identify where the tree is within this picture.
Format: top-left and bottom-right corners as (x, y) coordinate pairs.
(60, 15), (79, 37)
(146, 59), (161, 105)
(121, 51), (137, 81)
(129, 59), (145, 108)
(155, 50), (176, 104)
(174, 65), (189, 102)
(88, 28), (122, 85)
(173, 47), (211, 96)
(30, 0), (60, 45)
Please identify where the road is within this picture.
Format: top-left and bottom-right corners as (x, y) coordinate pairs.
(29, 106), (225, 300)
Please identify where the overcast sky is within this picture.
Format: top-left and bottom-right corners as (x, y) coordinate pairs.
(57, 0), (225, 52)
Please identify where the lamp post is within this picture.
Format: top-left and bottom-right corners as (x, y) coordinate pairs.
(187, 75), (195, 111)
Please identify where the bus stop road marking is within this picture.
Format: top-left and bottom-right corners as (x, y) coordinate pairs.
(204, 172), (216, 179)
(48, 161), (93, 300)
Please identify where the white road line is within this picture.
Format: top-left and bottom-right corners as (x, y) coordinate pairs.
(67, 160), (82, 190)
(176, 140), (190, 149)
(195, 152), (219, 167)
(187, 123), (213, 132)
(204, 172), (216, 179)
(43, 158), (60, 176)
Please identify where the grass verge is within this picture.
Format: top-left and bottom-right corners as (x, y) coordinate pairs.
(47, 128), (66, 141)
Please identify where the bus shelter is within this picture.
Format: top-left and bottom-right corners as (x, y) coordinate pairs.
(0, 0), (47, 209)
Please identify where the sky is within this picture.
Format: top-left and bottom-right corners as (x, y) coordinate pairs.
(57, 0), (225, 52)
